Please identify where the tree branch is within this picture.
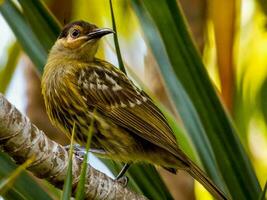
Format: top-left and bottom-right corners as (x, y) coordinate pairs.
(0, 93), (147, 200)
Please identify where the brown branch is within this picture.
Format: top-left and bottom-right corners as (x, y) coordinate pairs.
(0, 93), (147, 200)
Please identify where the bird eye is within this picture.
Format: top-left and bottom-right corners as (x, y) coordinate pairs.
(70, 29), (80, 38)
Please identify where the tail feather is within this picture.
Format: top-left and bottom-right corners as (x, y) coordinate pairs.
(187, 161), (229, 200)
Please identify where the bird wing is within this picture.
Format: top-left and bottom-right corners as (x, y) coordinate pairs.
(77, 60), (180, 156)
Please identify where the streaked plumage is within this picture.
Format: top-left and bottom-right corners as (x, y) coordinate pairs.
(42, 21), (228, 200)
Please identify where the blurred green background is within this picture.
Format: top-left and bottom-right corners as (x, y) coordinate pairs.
(0, 0), (267, 199)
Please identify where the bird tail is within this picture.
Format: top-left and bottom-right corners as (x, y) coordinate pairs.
(187, 160), (229, 200)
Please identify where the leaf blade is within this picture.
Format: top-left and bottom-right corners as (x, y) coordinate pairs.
(0, 0), (47, 73)
(61, 124), (76, 200)
(75, 111), (95, 200)
(109, 0), (126, 74)
(132, 0), (261, 199)
(0, 42), (20, 93)
(0, 156), (35, 195)
(0, 152), (53, 200)
(259, 181), (267, 200)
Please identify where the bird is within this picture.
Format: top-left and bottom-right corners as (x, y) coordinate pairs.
(41, 20), (228, 200)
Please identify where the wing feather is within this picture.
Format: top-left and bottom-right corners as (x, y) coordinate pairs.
(77, 60), (180, 156)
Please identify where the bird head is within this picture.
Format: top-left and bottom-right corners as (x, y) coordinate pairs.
(50, 20), (114, 62)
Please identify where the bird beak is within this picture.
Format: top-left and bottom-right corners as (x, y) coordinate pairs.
(87, 28), (115, 40)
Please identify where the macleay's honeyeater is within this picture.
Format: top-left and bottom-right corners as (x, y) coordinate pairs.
(42, 21), (227, 200)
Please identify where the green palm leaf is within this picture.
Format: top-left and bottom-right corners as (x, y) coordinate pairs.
(0, 152), (53, 200)
(132, 0), (261, 199)
(0, 41), (20, 93)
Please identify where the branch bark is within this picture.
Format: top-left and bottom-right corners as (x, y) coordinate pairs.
(0, 93), (147, 200)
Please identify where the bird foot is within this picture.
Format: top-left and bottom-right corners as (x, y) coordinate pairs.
(64, 144), (86, 160)
(113, 163), (131, 187)
(114, 176), (129, 187)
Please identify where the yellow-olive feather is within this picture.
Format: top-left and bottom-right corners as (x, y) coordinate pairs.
(41, 20), (228, 200)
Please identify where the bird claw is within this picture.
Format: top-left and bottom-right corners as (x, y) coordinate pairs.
(64, 144), (86, 159)
(64, 145), (129, 187)
(113, 163), (131, 187)
(115, 176), (129, 187)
